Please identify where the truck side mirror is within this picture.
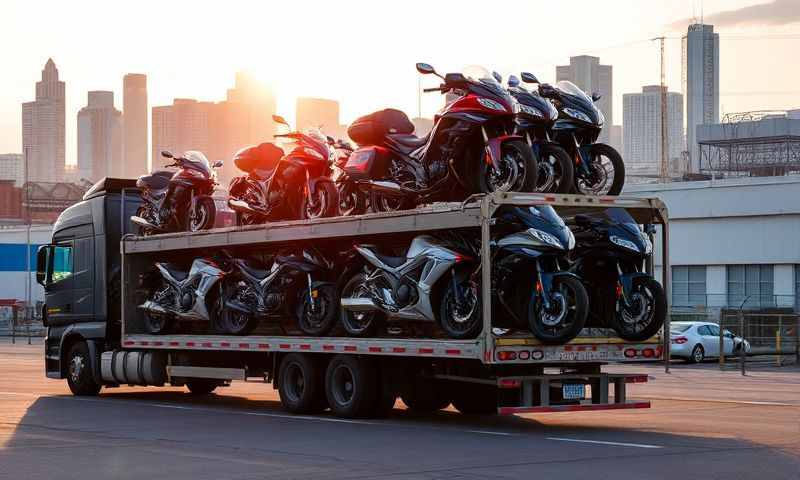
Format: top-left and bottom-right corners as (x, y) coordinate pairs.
(36, 245), (51, 286)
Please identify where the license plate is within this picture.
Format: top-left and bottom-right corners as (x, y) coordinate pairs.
(562, 383), (585, 400)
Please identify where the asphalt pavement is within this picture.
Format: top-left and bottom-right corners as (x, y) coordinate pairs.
(1, 340), (798, 480)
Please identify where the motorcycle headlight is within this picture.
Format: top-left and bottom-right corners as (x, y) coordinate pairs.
(529, 228), (563, 249)
(610, 235), (640, 252)
(519, 104), (543, 118)
(477, 97), (507, 112)
(563, 107), (592, 123)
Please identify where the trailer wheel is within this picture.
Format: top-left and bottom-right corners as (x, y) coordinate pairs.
(66, 341), (101, 396)
(278, 353), (326, 414)
(400, 378), (450, 413)
(186, 379), (218, 395)
(451, 384), (497, 415)
(325, 355), (377, 418)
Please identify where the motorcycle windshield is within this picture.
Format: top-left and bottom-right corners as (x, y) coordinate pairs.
(554, 81), (603, 125)
(593, 208), (640, 236)
(510, 88), (558, 122)
(183, 151), (213, 177)
(503, 205), (573, 248)
(462, 65), (514, 107)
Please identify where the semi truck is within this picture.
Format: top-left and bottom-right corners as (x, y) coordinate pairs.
(36, 179), (670, 417)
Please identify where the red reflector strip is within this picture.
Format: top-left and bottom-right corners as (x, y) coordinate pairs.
(201, 342), (212, 348)
(498, 379), (521, 389)
(418, 348), (434, 354)
(344, 346), (357, 352)
(543, 195), (556, 202)
(220, 342), (230, 347)
(445, 349), (461, 355)
(123, 341), (134, 346)
(599, 197), (615, 204)
(279, 344), (291, 350)
(169, 341), (179, 347)
(498, 401), (650, 415)
(322, 345), (335, 351)
(239, 343), (250, 348)
(392, 347), (406, 353)
(258, 344), (269, 349)
(300, 344), (311, 350)
(563, 345), (573, 351)
(186, 341), (195, 347)
(369, 347), (382, 353)
(152, 341), (163, 346)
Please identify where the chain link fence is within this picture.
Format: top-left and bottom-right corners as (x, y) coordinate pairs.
(0, 302), (45, 343)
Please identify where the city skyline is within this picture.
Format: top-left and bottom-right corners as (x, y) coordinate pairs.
(3, 0), (799, 166)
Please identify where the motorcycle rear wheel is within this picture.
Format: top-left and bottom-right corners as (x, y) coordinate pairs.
(338, 183), (367, 216)
(370, 191), (413, 213)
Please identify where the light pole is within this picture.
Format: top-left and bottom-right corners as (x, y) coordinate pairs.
(737, 295), (752, 376)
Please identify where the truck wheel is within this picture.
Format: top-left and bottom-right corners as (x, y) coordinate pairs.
(66, 341), (101, 396)
(451, 384), (497, 415)
(278, 353), (325, 414)
(186, 379), (218, 395)
(325, 355), (377, 418)
(400, 378), (450, 412)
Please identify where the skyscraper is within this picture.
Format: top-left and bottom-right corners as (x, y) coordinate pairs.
(556, 56), (612, 143)
(21, 58), (66, 182)
(123, 74), (148, 178)
(296, 97), (340, 133)
(623, 86), (683, 168)
(151, 99), (213, 168)
(682, 23), (719, 171)
(0, 154), (24, 187)
(77, 91), (123, 182)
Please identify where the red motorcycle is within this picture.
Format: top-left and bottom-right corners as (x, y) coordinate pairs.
(228, 115), (338, 225)
(344, 63), (537, 212)
(132, 150), (221, 235)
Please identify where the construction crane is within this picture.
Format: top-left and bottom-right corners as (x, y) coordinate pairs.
(652, 36), (669, 183)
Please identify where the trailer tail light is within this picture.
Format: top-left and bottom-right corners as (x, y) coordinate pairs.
(624, 348), (637, 358)
(498, 379), (521, 389)
(496, 351), (517, 361)
(641, 348), (655, 358)
(672, 336), (688, 344)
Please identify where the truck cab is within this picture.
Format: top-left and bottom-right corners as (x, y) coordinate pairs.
(36, 178), (140, 391)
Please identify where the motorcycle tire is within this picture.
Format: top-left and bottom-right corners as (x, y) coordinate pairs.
(339, 273), (383, 337)
(438, 277), (481, 340)
(301, 181), (338, 220)
(608, 277), (666, 342)
(186, 196), (216, 232)
(337, 182), (367, 216)
(474, 139), (538, 194)
(536, 143), (574, 194)
(220, 281), (259, 335)
(296, 282), (337, 336)
(574, 143), (625, 196)
(528, 275), (588, 344)
(370, 191), (413, 213)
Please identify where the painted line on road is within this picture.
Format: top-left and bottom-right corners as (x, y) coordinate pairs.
(547, 437), (663, 449)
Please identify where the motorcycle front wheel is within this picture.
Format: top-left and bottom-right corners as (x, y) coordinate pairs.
(438, 276), (481, 339)
(528, 276), (588, 344)
(135, 204), (158, 236)
(536, 144), (574, 194)
(476, 139), (538, 194)
(186, 196), (216, 232)
(296, 282), (337, 336)
(301, 181), (338, 220)
(370, 191), (413, 213)
(143, 282), (174, 335)
(609, 277), (666, 341)
(574, 143), (625, 196)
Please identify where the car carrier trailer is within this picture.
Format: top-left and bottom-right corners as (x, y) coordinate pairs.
(40, 187), (669, 417)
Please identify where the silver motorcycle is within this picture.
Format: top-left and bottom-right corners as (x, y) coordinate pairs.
(339, 235), (481, 339)
(138, 258), (228, 334)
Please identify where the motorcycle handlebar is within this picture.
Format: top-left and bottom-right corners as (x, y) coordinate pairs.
(423, 86), (446, 93)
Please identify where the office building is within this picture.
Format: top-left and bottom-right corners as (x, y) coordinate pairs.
(623, 86), (683, 167)
(123, 74), (149, 178)
(151, 99), (213, 168)
(21, 58), (66, 182)
(682, 23), (720, 171)
(0, 154), (24, 186)
(77, 91), (123, 182)
(556, 56), (612, 143)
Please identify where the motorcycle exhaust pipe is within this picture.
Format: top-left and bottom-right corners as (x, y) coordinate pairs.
(131, 216), (163, 231)
(340, 297), (379, 312)
(362, 180), (409, 196)
(138, 300), (169, 315)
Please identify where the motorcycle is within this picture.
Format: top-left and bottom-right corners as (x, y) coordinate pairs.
(137, 256), (228, 334)
(218, 248), (339, 336)
(521, 73), (625, 196)
(343, 63), (537, 212)
(227, 115), (338, 225)
(339, 235), (481, 339)
(506, 74), (574, 194)
(132, 150), (222, 235)
(491, 205), (588, 343)
(569, 207), (666, 341)
(327, 136), (367, 216)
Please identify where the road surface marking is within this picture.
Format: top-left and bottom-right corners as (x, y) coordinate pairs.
(547, 437), (663, 449)
(466, 430), (515, 436)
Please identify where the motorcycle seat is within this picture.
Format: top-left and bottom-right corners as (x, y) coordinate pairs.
(374, 252), (407, 268)
(160, 263), (188, 281)
(386, 132), (431, 156)
(137, 171), (172, 191)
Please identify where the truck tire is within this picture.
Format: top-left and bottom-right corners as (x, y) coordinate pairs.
(451, 384), (497, 415)
(400, 378), (450, 413)
(371, 365), (398, 418)
(186, 379), (218, 395)
(325, 355), (377, 418)
(66, 341), (101, 396)
(278, 353), (326, 414)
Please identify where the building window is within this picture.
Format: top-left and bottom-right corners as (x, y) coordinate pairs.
(727, 265), (774, 308)
(795, 265), (800, 312)
(672, 266), (706, 307)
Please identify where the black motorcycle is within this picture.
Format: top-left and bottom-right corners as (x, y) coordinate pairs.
(132, 150), (222, 235)
(521, 73), (625, 196)
(327, 136), (367, 216)
(490, 205), (588, 344)
(344, 63), (536, 212)
(507, 74), (574, 194)
(218, 248), (338, 336)
(569, 208), (666, 341)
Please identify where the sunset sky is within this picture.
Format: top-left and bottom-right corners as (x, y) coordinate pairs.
(2, 0), (799, 164)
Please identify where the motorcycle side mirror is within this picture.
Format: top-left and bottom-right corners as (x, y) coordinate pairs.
(416, 62), (436, 75)
(212, 160), (223, 168)
(492, 71), (502, 83)
(592, 92), (602, 102)
(161, 150), (173, 159)
(521, 72), (539, 84)
(272, 115), (290, 127)
(507, 75), (520, 88)
(444, 72), (467, 84)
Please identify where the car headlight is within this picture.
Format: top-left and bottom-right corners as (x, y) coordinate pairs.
(610, 235), (640, 252)
(529, 228), (563, 249)
(563, 107), (591, 123)
(477, 97), (507, 112)
(519, 104), (543, 118)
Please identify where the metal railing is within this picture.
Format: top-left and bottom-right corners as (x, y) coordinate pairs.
(0, 304), (45, 343)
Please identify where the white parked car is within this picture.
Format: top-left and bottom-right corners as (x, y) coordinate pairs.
(670, 321), (751, 363)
